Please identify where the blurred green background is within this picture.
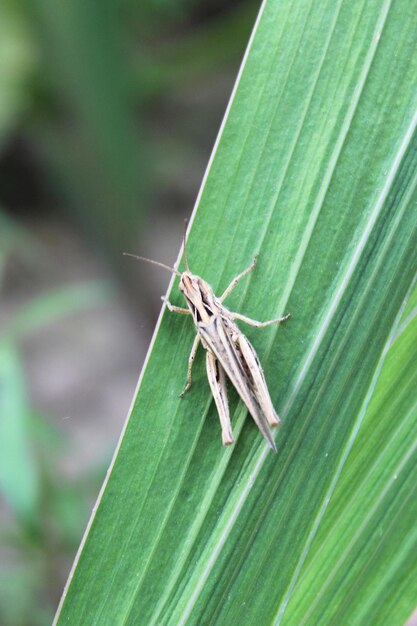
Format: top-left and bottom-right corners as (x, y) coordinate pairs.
(0, 1), (258, 623)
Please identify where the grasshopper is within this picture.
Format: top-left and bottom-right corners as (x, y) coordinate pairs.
(124, 238), (290, 451)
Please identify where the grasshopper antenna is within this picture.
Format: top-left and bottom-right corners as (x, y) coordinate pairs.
(183, 219), (190, 271)
(123, 253), (181, 277)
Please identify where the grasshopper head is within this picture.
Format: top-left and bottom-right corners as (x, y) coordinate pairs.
(179, 271), (201, 302)
(179, 271), (212, 318)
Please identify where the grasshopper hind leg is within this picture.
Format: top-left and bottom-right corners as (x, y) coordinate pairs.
(206, 352), (233, 446)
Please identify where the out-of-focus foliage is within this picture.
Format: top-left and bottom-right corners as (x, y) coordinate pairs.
(1, 0), (255, 262)
(0, 2), (35, 144)
(0, 219), (112, 626)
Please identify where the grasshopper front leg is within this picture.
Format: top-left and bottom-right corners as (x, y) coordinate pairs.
(162, 296), (200, 397)
(179, 333), (200, 397)
(162, 296), (191, 315)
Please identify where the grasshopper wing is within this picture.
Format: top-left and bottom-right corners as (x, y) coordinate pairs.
(198, 316), (276, 451)
(236, 333), (280, 428)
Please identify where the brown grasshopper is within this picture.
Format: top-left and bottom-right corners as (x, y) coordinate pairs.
(125, 239), (290, 451)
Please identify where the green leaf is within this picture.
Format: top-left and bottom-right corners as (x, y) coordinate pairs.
(54, 1), (417, 624)
(283, 279), (417, 625)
